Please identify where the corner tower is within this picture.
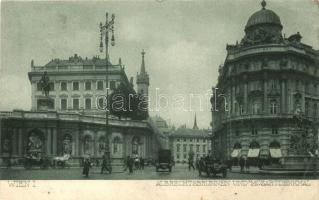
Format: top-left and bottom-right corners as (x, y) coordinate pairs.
(136, 50), (150, 96)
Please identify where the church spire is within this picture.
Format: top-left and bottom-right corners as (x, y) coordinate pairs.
(193, 113), (199, 130)
(140, 49), (146, 75)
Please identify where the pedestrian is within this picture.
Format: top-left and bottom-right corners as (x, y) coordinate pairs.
(82, 156), (91, 178)
(188, 151), (195, 171)
(128, 156), (134, 173)
(101, 152), (111, 174)
(245, 158), (250, 173)
(239, 157), (244, 173)
(140, 157), (144, 170)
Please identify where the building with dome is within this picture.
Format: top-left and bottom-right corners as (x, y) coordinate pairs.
(211, 0), (319, 165)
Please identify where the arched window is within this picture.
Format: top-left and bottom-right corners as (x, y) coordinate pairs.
(112, 136), (121, 154)
(83, 135), (92, 155)
(98, 136), (108, 154)
(270, 100), (277, 114)
(269, 141), (281, 148)
(233, 143), (241, 149)
(249, 141), (260, 149)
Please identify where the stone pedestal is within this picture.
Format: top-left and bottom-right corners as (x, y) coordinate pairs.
(281, 155), (319, 171)
(38, 97), (54, 111)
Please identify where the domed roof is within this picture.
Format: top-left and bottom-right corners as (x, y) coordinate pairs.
(245, 1), (282, 30)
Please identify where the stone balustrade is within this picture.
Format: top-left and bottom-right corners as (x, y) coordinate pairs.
(0, 110), (149, 128)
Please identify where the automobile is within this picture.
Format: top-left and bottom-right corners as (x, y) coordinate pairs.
(155, 149), (174, 172)
(197, 156), (227, 178)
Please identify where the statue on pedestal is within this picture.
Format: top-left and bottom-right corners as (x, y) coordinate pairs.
(39, 71), (50, 97)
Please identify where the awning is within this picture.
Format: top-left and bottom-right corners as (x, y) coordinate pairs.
(247, 148), (260, 158)
(231, 149), (241, 158)
(270, 148), (282, 158)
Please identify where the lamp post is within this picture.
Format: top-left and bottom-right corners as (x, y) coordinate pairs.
(99, 12), (115, 153)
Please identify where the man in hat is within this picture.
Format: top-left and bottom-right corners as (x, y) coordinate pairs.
(82, 155), (91, 178)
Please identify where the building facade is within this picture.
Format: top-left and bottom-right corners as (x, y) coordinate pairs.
(211, 1), (319, 164)
(0, 51), (158, 166)
(169, 115), (212, 163)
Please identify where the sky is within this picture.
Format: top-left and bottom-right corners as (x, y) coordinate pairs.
(0, 0), (319, 129)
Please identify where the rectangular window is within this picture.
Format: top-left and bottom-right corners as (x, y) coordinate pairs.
(73, 82), (79, 91)
(85, 98), (91, 109)
(176, 154), (180, 159)
(272, 128), (278, 135)
(61, 82), (67, 91)
(203, 139), (206, 143)
(183, 138), (186, 142)
(183, 144), (187, 152)
(85, 81), (91, 90)
(97, 81), (103, 90)
(183, 154), (186, 159)
(189, 144), (193, 152)
(176, 144), (180, 153)
(190, 138), (193, 142)
(49, 82), (55, 91)
(197, 138), (199, 142)
(196, 145), (200, 152)
(202, 145), (206, 153)
(177, 138), (180, 142)
(61, 99), (67, 110)
(110, 81), (116, 90)
(73, 99), (79, 109)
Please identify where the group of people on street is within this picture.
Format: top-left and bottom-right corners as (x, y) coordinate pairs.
(124, 154), (145, 174)
(82, 151), (112, 178)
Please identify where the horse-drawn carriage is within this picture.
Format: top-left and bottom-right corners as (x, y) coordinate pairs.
(52, 154), (71, 168)
(23, 151), (50, 169)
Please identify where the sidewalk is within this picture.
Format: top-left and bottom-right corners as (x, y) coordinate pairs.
(229, 166), (319, 176)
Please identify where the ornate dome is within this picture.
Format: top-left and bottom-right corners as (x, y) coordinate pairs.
(245, 1), (282, 31)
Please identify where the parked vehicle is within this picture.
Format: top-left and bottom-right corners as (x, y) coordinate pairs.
(155, 149), (174, 172)
(198, 157), (227, 178)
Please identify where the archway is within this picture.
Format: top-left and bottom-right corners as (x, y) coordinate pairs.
(62, 134), (73, 155)
(132, 136), (143, 157)
(83, 135), (93, 156)
(112, 136), (123, 158)
(27, 129), (45, 158)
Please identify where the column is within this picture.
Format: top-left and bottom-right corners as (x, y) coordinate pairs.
(301, 81), (305, 112)
(263, 79), (268, 113)
(12, 128), (17, 155)
(244, 82), (248, 114)
(287, 79), (293, 113)
(93, 131), (97, 157)
(18, 128), (23, 156)
(281, 80), (285, 114)
(75, 130), (79, 156)
(232, 85), (235, 115)
(52, 128), (57, 155)
(46, 128), (51, 155)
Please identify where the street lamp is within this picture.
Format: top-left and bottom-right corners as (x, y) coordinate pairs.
(99, 12), (115, 153)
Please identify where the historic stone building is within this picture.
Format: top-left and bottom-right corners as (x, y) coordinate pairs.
(0, 51), (158, 166)
(211, 1), (319, 164)
(169, 114), (212, 163)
